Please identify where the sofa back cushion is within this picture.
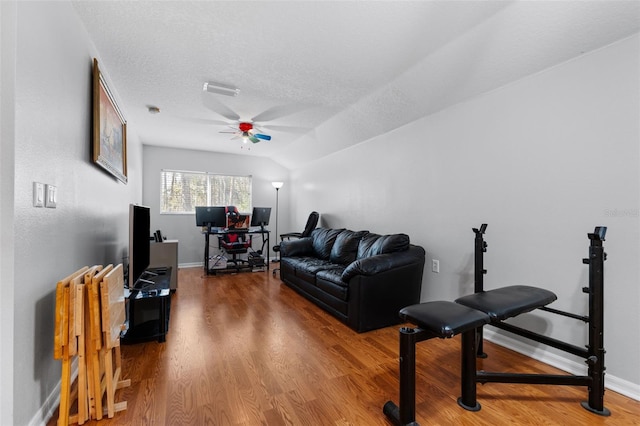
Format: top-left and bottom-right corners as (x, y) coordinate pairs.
(356, 233), (410, 259)
(330, 230), (368, 265)
(311, 228), (345, 260)
(357, 233), (381, 259)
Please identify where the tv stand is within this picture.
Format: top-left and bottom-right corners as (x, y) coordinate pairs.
(135, 277), (156, 288)
(122, 267), (171, 344)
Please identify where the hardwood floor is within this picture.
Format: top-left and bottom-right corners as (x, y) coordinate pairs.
(49, 267), (639, 425)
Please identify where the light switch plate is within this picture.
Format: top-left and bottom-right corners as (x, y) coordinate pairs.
(33, 182), (44, 207)
(45, 184), (57, 208)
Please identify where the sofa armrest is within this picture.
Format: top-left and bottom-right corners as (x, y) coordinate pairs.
(280, 237), (314, 257)
(341, 245), (425, 282)
(347, 259), (425, 332)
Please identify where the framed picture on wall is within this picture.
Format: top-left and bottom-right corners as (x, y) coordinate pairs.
(92, 58), (128, 183)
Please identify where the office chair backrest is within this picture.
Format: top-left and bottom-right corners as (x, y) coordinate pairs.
(301, 211), (320, 238)
(225, 206), (239, 225)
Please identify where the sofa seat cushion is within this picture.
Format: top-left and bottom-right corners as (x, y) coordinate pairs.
(316, 267), (347, 285)
(316, 267), (348, 301)
(282, 256), (337, 276)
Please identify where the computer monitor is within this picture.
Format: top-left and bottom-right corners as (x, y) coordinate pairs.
(250, 207), (271, 227)
(195, 206), (226, 228)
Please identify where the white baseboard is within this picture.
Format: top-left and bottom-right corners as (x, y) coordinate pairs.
(30, 359), (78, 426)
(29, 383), (59, 426)
(178, 262), (202, 269)
(484, 329), (640, 401)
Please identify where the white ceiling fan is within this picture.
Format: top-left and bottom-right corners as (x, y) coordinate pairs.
(201, 84), (311, 145)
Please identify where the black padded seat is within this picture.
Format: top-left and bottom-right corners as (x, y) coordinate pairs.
(455, 285), (557, 321)
(400, 301), (491, 338)
(283, 257), (336, 274)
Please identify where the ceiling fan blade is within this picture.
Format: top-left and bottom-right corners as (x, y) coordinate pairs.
(177, 117), (232, 127)
(249, 135), (261, 144)
(251, 104), (306, 122)
(259, 124), (310, 134)
(202, 93), (240, 121)
(197, 118), (232, 126)
(254, 133), (271, 141)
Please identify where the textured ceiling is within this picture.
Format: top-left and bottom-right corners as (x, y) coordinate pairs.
(71, 1), (640, 169)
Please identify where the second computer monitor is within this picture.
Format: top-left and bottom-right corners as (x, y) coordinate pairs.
(250, 207), (271, 227)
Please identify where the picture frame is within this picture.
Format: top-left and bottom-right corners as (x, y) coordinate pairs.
(92, 58), (127, 183)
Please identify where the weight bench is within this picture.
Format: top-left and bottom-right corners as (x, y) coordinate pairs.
(383, 225), (609, 426)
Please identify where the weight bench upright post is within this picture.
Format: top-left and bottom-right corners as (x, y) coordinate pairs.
(582, 227), (608, 414)
(472, 224), (488, 358)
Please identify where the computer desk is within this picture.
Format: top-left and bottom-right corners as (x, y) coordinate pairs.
(202, 226), (270, 275)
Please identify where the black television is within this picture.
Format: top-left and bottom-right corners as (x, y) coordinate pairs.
(128, 204), (151, 288)
(250, 207), (271, 228)
(195, 206), (227, 228)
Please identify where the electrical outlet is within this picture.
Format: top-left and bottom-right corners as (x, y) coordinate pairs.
(432, 259), (440, 273)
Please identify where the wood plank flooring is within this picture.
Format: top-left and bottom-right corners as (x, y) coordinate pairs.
(49, 267), (640, 425)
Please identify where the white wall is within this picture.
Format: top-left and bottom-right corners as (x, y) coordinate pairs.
(290, 35), (640, 397)
(0, 1), (17, 422)
(142, 146), (290, 266)
(6, 2), (143, 424)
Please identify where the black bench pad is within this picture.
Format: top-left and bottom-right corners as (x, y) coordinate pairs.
(455, 285), (557, 321)
(400, 301), (490, 338)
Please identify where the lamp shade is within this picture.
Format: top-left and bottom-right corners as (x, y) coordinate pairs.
(272, 181), (284, 189)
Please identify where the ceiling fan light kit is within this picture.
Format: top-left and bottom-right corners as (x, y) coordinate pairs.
(232, 122), (272, 144)
(203, 81), (240, 97)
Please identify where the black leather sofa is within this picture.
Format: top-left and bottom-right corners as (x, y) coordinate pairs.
(279, 228), (425, 332)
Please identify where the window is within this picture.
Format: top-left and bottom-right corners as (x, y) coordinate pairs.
(160, 170), (252, 213)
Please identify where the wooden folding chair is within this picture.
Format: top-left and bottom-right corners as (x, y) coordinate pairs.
(55, 264), (130, 424)
(70, 265), (103, 424)
(99, 264), (130, 418)
(54, 267), (88, 426)
(84, 265), (110, 420)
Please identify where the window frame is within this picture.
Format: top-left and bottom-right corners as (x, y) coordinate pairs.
(160, 169), (252, 215)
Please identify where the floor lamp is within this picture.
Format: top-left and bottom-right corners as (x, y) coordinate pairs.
(272, 181), (284, 262)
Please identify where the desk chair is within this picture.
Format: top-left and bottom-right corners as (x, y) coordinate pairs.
(219, 232), (252, 268)
(272, 211), (319, 276)
(219, 206), (253, 269)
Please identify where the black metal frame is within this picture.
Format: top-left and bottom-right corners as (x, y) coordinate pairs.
(382, 326), (482, 426)
(472, 224), (488, 358)
(203, 227), (270, 275)
(383, 226), (609, 426)
(464, 225), (609, 416)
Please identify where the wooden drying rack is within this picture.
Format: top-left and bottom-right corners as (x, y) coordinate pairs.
(54, 264), (131, 425)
